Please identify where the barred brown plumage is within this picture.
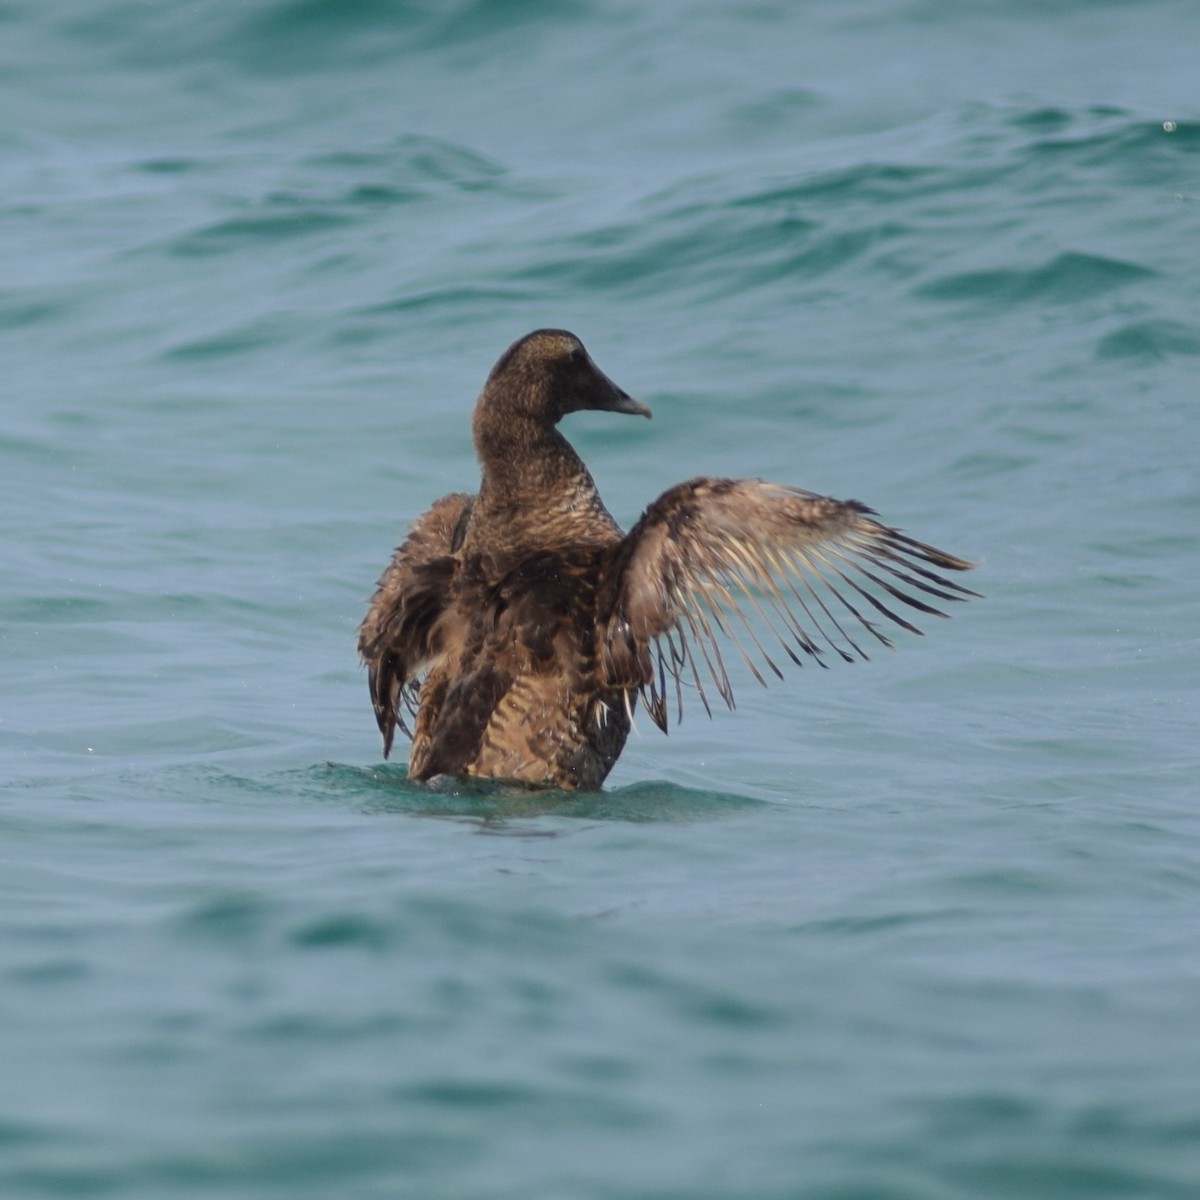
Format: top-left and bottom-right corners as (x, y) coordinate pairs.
(359, 330), (979, 789)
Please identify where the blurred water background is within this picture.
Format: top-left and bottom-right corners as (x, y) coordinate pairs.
(3, 1), (1200, 1197)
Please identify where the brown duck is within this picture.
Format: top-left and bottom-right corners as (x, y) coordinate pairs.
(359, 329), (978, 790)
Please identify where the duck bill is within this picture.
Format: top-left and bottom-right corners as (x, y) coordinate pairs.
(609, 393), (653, 419)
(600, 377), (653, 419)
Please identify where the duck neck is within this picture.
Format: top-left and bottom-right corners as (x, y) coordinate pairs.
(476, 412), (589, 500)
(470, 408), (617, 553)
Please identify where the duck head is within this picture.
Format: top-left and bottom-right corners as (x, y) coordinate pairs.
(479, 329), (651, 425)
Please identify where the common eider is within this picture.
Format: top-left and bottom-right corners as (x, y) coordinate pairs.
(358, 329), (978, 790)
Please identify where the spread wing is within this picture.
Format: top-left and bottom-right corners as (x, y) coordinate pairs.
(358, 492), (473, 756)
(598, 477), (979, 731)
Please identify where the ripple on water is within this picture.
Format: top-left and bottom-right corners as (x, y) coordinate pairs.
(1095, 320), (1200, 362)
(914, 251), (1155, 308)
(310, 762), (768, 823)
(169, 209), (357, 259)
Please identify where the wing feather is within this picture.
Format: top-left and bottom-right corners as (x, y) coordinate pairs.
(358, 492), (472, 757)
(598, 478), (979, 732)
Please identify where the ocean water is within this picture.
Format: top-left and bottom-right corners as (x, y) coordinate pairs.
(3, 0), (1200, 1196)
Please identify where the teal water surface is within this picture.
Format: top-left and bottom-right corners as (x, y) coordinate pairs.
(3, 1), (1200, 1197)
